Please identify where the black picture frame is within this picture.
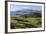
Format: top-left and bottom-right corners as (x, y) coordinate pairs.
(5, 1), (45, 33)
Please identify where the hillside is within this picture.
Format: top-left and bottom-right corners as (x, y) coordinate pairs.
(11, 9), (42, 29)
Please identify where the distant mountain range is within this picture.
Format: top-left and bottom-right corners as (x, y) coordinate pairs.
(11, 9), (41, 16)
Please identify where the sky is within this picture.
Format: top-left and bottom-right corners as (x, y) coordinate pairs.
(10, 4), (42, 11)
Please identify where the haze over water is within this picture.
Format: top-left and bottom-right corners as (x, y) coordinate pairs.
(10, 5), (42, 16)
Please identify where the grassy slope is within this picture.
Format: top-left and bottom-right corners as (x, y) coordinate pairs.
(11, 16), (42, 29)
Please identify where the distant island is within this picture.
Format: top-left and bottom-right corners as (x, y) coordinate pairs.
(11, 9), (41, 16)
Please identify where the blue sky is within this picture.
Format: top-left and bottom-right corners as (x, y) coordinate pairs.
(10, 4), (42, 11)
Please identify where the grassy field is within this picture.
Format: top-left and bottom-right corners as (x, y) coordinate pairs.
(11, 16), (42, 29)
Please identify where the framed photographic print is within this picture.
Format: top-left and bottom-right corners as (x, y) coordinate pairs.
(5, 1), (45, 33)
